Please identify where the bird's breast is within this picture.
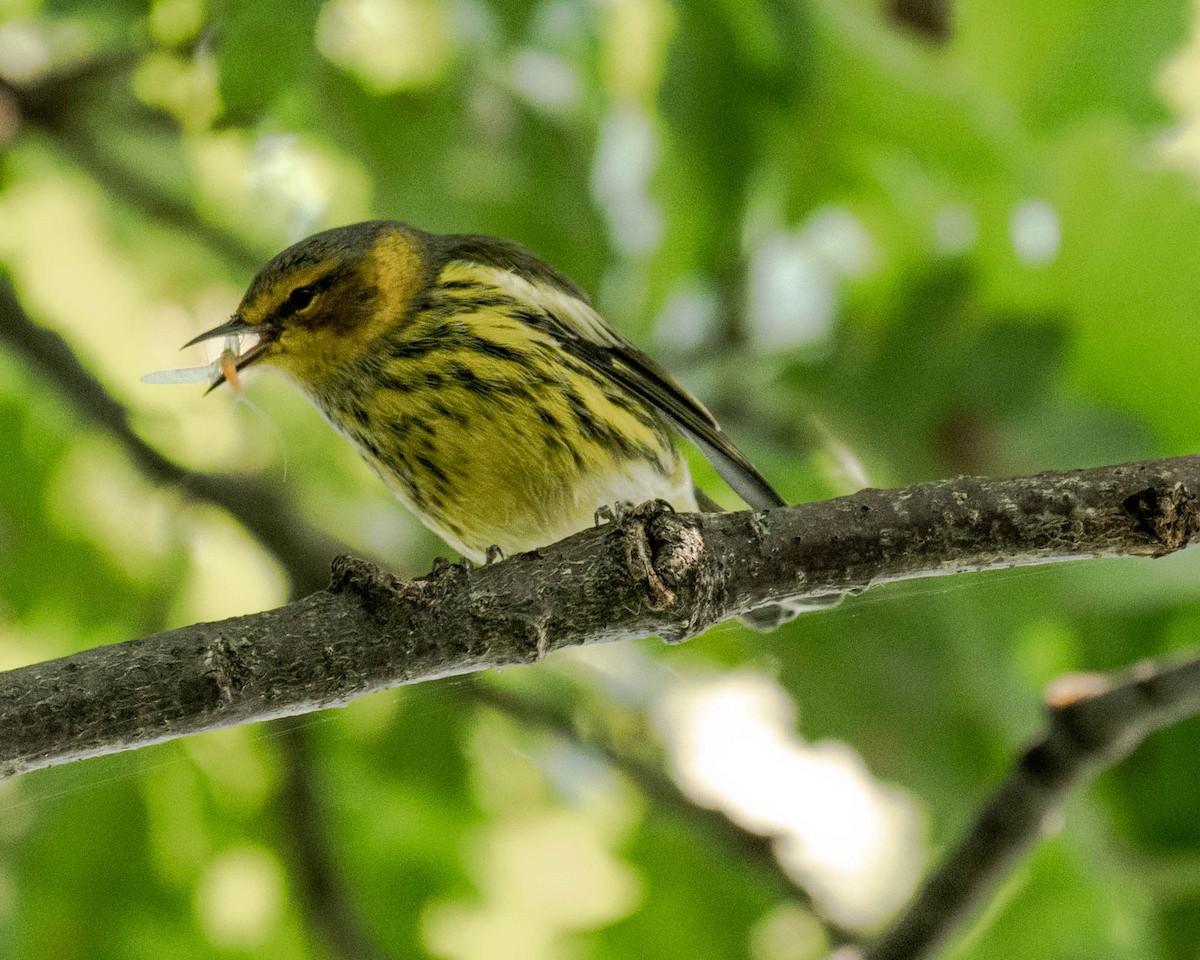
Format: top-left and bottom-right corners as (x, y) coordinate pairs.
(311, 351), (695, 560)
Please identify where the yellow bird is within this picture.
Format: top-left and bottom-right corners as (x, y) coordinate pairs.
(185, 221), (793, 626)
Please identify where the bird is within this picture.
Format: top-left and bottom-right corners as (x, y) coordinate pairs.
(183, 220), (796, 628)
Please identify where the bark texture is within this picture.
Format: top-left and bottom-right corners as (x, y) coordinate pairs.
(2, 456), (1200, 779)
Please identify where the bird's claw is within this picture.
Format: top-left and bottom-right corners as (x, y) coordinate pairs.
(484, 545), (505, 565)
(594, 500), (635, 527)
(430, 555), (475, 577)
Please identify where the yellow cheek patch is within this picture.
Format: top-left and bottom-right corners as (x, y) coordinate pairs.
(361, 231), (426, 341)
(250, 230), (427, 389)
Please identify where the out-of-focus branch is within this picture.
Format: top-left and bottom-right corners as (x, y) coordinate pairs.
(887, 0), (952, 42)
(866, 655), (1200, 960)
(0, 278), (340, 595)
(1, 67), (262, 271)
(460, 676), (856, 947)
(0, 51), (142, 125)
(274, 718), (393, 960)
(51, 128), (263, 271)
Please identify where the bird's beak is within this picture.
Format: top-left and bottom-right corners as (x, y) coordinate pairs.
(182, 315), (277, 395)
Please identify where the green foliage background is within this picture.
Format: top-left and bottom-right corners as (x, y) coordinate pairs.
(2, 0), (1200, 957)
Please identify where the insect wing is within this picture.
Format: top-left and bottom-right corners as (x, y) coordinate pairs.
(140, 363), (221, 385)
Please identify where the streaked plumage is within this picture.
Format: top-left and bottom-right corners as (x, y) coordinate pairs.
(185, 221), (789, 605)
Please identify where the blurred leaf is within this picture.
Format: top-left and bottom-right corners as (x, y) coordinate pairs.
(213, 0), (324, 124)
(957, 0), (1189, 131)
(964, 318), (1068, 416)
(960, 836), (1154, 960)
(599, 814), (780, 960)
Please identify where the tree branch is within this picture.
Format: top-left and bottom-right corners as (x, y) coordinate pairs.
(2, 457), (1199, 779)
(867, 654), (1200, 960)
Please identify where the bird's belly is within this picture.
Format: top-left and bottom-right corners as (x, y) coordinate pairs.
(445, 454), (698, 561)
(323, 390), (696, 561)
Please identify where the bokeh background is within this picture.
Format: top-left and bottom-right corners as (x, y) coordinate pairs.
(3, 0), (1200, 957)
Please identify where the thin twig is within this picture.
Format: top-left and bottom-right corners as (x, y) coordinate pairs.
(867, 655), (1200, 960)
(2, 67), (263, 271)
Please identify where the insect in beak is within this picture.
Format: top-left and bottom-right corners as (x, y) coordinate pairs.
(182, 316), (277, 395)
(141, 316), (277, 394)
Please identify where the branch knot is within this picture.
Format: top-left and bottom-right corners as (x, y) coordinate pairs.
(616, 501), (712, 643)
(619, 500), (677, 609)
(203, 636), (248, 705)
(328, 554), (414, 622)
(1122, 482), (1200, 555)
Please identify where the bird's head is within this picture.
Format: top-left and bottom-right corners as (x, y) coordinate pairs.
(186, 220), (430, 392)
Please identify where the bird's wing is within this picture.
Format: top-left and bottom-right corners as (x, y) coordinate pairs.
(432, 233), (788, 511)
(564, 333), (787, 511)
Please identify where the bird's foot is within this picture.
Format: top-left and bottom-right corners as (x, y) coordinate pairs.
(430, 555), (475, 577)
(594, 500), (635, 527)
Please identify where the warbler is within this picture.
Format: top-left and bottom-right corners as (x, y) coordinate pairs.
(184, 221), (796, 627)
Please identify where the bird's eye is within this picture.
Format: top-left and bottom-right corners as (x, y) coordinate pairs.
(282, 285), (317, 317)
